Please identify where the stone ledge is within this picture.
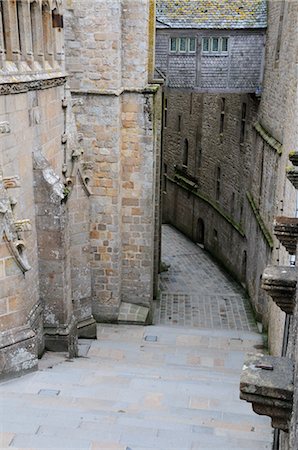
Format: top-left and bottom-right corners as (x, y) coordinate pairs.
(261, 266), (297, 314)
(118, 302), (149, 324)
(274, 216), (298, 255)
(240, 353), (294, 431)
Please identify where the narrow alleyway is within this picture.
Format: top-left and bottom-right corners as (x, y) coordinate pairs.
(0, 226), (273, 450)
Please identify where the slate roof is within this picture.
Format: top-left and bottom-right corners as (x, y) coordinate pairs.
(156, 0), (267, 29)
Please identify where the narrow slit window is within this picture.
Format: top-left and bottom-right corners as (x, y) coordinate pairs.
(240, 103), (247, 145)
(164, 97), (168, 128)
(216, 166), (221, 200)
(220, 98), (225, 135)
(163, 164), (167, 193)
(183, 139), (189, 167)
(178, 114), (181, 132)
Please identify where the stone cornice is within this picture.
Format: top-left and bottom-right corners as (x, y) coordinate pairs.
(0, 75), (67, 95)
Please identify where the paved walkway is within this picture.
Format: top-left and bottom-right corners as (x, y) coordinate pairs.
(154, 225), (257, 331)
(0, 225), (273, 450)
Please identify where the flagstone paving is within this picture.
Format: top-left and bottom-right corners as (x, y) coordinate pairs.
(154, 225), (257, 331)
(0, 225), (273, 450)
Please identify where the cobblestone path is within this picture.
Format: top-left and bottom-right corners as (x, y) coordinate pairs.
(154, 225), (257, 331)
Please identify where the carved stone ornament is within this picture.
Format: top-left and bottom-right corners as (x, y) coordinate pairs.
(274, 216), (298, 255)
(3, 176), (21, 189)
(61, 87), (92, 197)
(262, 265), (297, 314)
(0, 76), (66, 96)
(0, 171), (31, 273)
(240, 353), (294, 431)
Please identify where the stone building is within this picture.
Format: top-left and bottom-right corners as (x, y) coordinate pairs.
(155, 0), (296, 340)
(239, 1), (298, 449)
(0, 0), (161, 379)
(155, 0), (298, 447)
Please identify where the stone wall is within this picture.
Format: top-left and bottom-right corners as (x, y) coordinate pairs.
(257, 1), (298, 448)
(64, 0), (161, 323)
(161, 89), (279, 322)
(0, 0), (161, 378)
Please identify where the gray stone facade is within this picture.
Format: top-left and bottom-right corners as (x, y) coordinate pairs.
(0, 0), (161, 379)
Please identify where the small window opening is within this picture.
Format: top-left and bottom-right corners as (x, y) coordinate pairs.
(220, 97), (225, 135)
(240, 102), (247, 145)
(164, 97), (168, 128)
(216, 166), (221, 201)
(163, 163), (167, 193)
(182, 139), (189, 167)
(178, 114), (182, 132)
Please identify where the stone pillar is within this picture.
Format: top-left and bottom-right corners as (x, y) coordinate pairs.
(0, 2), (6, 68)
(1, 0), (21, 63)
(33, 149), (78, 356)
(30, 0), (44, 67)
(16, 0), (34, 66)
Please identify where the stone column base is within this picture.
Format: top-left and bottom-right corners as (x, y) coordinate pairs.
(77, 317), (97, 339)
(44, 317), (78, 358)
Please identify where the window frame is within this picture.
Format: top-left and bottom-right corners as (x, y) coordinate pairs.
(169, 37), (197, 54)
(201, 37), (229, 55)
(169, 37), (178, 53)
(179, 37), (187, 53)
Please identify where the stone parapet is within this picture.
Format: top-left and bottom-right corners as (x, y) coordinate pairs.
(262, 266), (297, 314)
(274, 216), (298, 255)
(240, 353), (294, 431)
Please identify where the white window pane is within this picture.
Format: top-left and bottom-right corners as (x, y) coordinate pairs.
(189, 37), (196, 52)
(179, 37), (186, 52)
(170, 38), (177, 52)
(221, 37), (228, 52)
(212, 38), (219, 52)
(202, 37), (209, 52)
